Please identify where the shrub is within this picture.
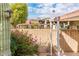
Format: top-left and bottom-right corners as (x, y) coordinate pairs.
(11, 30), (38, 56)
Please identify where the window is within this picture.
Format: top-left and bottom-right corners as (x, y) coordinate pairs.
(60, 22), (70, 29)
(77, 25), (79, 29)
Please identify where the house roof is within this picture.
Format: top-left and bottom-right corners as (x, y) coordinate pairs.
(60, 10), (79, 21)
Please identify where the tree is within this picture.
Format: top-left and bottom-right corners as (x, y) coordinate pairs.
(10, 3), (28, 27)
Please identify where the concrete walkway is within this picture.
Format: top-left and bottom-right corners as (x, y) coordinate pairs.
(39, 52), (79, 56)
(64, 53), (79, 56)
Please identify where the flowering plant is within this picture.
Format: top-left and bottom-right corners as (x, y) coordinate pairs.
(11, 30), (39, 56)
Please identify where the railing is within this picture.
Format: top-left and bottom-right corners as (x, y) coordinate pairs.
(16, 24), (51, 29)
(16, 24), (78, 30)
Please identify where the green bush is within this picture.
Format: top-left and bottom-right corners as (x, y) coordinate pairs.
(11, 30), (38, 56)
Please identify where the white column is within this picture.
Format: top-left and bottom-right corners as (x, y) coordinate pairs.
(50, 20), (53, 56)
(53, 22), (56, 29)
(63, 23), (65, 29)
(56, 17), (60, 56)
(44, 20), (47, 29)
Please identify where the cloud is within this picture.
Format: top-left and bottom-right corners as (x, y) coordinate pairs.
(36, 4), (44, 8)
(28, 3), (79, 19)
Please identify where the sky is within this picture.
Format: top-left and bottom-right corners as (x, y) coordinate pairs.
(28, 3), (79, 19)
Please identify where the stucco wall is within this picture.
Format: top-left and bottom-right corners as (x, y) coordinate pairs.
(11, 29), (79, 53)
